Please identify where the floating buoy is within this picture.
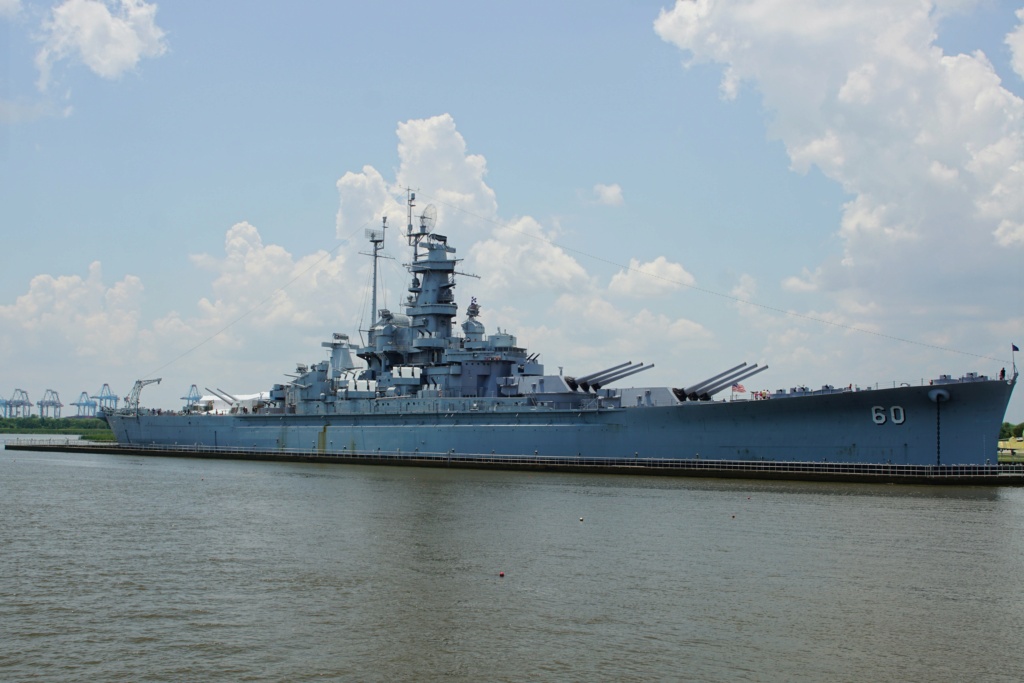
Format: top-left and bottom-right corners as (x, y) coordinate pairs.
(499, 571), (505, 577)
(579, 517), (584, 522)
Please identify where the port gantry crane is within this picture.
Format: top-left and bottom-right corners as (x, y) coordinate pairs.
(37, 389), (63, 418)
(71, 392), (98, 417)
(181, 384), (202, 411)
(3, 389), (32, 418)
(92, 383), (119, 411)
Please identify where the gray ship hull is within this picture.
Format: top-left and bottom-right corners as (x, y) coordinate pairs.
(106, 376), (1015, 467)
(104, 192), (1018, 476)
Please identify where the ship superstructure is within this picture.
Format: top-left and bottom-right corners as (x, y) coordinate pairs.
(269, 192), (666, 416)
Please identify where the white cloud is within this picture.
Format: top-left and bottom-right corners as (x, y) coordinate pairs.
(35, 0), (168, 91)
(1008, 9), (1024, 81)
(0, 98), (67, 124)
(593, 183), (624, 206)
(469, 215), (591, 295)
(395, 114), (498, 226)
(0, 0), (21, 20)
(187, 221), (353, 333)
(608, 257), (694, 297)
(550, 291), (712, 360)
(0, 262), (144, 365)
(336, 166), (397, 237)
(781, 267), (822, 293)
(654, 0), (1024, 312)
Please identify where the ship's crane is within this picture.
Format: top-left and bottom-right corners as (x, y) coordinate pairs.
(71, 391), (98, 417)
(37, 389), (63, 418)
(123, 378), (162, 414)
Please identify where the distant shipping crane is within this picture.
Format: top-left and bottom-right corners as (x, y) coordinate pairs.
(71, 391), (98, 417)
(7, 389), (32, 417)
(37, 389), (63, 418)
(92, 384), (119, 411)
(181, 384), (202, 411)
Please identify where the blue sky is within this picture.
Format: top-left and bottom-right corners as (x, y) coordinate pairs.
(2, 0), (1024, 423)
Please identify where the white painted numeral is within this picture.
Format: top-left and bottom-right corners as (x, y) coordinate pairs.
(872, 405), (905, 425)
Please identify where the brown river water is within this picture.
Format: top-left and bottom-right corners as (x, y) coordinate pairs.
(3, 437), (1024, 682)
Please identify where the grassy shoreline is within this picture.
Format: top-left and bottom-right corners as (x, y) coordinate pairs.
(0, 417), (114, 441)
(0, 429), (115, 441)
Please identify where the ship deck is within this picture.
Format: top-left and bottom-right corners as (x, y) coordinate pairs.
(7, 440), (1024, 486)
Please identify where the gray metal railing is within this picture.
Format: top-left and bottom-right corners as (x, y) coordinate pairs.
(8, 438), (1019, 478)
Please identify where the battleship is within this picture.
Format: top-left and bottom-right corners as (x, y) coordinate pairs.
(98, 192), (1017, 480)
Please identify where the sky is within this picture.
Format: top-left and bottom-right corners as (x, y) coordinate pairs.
(2, 0), (1024, 422)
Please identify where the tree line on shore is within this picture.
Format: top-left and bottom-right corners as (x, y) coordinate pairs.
(0, 416), (110, 432)
(1000, 422), (1024, 440)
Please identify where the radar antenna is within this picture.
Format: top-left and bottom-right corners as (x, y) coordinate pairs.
(405, 189), (429, 254)
(419, 204), (437, 233)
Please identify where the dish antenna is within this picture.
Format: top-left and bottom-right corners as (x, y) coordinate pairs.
(419, 204), (436, 234)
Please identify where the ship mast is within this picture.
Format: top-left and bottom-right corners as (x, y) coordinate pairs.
(366, 216), (386, 324)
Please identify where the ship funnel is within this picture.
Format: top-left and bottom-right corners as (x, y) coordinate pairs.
(323, 333), (358, 377)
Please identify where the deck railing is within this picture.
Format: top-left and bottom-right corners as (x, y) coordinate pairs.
(7, 438), (1020, 479)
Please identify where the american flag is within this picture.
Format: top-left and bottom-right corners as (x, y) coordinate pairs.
(732, 383), (746, 393)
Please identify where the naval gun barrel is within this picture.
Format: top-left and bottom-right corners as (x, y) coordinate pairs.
(576, 361), (633, 384)
(683, 363), (748, 397)
(685, 363), (756, 401)
(216, 388), (240, 402)
(577, 362), (635, 392)
(206, 387), (237, 405)
(700, 364), (769, 400)
(692, 364), (761, 400)
(591, 363), (654, 390)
